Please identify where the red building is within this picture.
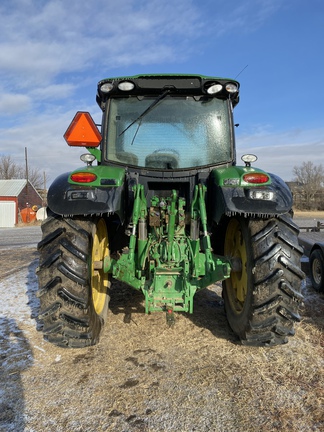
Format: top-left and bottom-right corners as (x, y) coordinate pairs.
(0, 179), (43, 227)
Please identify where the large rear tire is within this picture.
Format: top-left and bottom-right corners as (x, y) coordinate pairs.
(223, 214), (304, 346)
(37, 213), (110, 348)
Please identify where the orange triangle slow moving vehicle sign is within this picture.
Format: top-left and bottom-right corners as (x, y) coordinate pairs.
(64, 111), (102, 147)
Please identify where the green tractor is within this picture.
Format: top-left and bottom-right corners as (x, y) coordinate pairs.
(37, 74), (304, 348)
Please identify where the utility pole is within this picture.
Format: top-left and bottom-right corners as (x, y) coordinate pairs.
(25, 147), (29, 182)
(25, 147), (29, 206)
(43, 171), (47, 206)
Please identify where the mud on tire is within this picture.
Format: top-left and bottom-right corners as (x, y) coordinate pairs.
(223, 214), (304, 346)
(37, 213), (109, 348)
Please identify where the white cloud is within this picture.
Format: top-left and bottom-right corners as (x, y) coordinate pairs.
(0, 0), (317, 189)
(0, 0), (286, 113)
(0, 0), (281, 87)
(236, 127), (324, 181)
(30, 83), (76, 100)
(0, 93), (32, 114)
(206, 0), (282, 37)
(0, 0), (202, 85)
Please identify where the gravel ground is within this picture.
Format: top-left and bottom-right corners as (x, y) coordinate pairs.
(0, 220), (323, 432)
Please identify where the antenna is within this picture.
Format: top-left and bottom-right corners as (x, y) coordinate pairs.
(235, 64), (248, 79)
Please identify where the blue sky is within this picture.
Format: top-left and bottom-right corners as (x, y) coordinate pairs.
(0, 0), (323, 184)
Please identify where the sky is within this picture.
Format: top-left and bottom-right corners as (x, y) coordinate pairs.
(0, 0), (323, 185)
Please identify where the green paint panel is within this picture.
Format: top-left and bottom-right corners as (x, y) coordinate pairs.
(211, 165), (272, 187)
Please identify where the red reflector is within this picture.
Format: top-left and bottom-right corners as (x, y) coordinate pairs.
(70, 172), (97, 183)
(243, 173), (269, 184)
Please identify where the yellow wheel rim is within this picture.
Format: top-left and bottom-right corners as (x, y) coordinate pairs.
(224, 218), (248, 314)
(91, 219), (109, 316)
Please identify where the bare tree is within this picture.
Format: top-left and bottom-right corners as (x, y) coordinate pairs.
(28, 167), (46, 189)
(0, 155), (24, 179)
(0, 154), (46, 189)
(293, 161), (324, 210)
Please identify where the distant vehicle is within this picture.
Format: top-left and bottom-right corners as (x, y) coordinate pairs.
(309, 243), (324, 292)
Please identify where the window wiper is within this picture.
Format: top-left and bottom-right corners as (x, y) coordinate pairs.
(119, 89), (170, 136)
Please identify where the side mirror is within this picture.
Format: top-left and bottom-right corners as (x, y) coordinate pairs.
(64, 111), (101, 147)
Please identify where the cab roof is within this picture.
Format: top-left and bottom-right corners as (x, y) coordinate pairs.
(96, 73), (240, 109)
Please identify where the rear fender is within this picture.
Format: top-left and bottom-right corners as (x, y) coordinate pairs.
(47, 166), (126, 221)
(310, 242), (324, 256)
(209, 166), (293, 223)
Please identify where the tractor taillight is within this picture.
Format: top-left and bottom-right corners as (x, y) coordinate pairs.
(243, 173), (269, 184)
(70, 172), (97, 183)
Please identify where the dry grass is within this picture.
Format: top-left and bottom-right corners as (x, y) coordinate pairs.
(3, 276), (321, 432)
(294, 210), (324, 219)
(1, 218), (323, 431)
(15, 219), (42, 227)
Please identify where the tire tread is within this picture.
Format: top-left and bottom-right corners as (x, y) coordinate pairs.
(37, 214), (108, 348)
(224, 214), (304, 346)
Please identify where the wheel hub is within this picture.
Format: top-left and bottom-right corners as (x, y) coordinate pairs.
(312, 257), (322, 285)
